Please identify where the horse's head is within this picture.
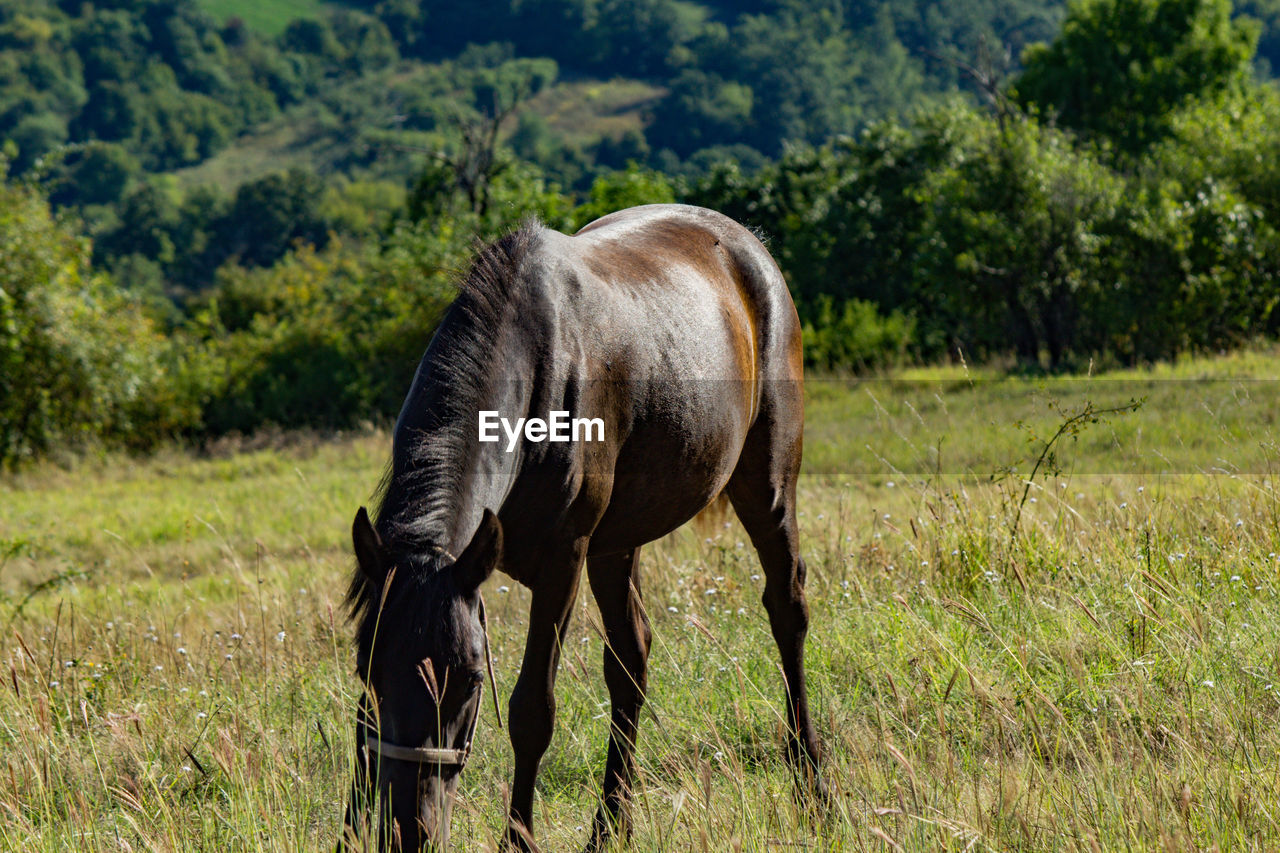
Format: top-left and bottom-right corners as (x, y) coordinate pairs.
(344, 507), (502, 851)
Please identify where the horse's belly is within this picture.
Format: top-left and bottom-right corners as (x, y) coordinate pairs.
(587, 403), (747, 554)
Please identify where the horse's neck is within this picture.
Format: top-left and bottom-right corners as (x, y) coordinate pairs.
(387, 336), (527, 558)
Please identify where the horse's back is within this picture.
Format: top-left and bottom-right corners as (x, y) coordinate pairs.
(566, 204), (801, 382)
(521, 205), (803, 553)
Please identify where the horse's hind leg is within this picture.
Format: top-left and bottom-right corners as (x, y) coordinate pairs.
(725, 399), (826, 797)
(585, 547), (650, 851)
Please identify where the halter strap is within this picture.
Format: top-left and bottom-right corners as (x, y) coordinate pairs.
(478, 594), (503, 731)
(366, 737), (472, 766)
(428, 544), (457, 562)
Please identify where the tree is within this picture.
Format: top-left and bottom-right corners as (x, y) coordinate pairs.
(280, 17), (345, 65)
(97, 181), (181, 266)
(48, 141), (139, 206)
(1014, 0), (1257, 154)
(216, 168), (331, 269)
(647, 70), (753, 157)
(7, 112), (66, 172)
(1237, 0), (1280, 74)
(912, 113), (1125, 366)
(406, 57), (559, 226)
(1154, 83), (1280, 221)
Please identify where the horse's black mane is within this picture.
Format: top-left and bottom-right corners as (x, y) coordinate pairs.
(345, 220), (540, 641)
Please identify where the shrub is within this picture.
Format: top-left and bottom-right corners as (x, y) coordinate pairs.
(0, 174), (194, 466)
(801, 297), (914, 371)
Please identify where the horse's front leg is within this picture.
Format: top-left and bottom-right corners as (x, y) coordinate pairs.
(502, 544), (586, 852)
(584, 548), (649, 852)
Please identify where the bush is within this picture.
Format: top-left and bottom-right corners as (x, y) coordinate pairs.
(182, 223), (469, 434)
(801, 297), (914, 371)
(1097, 177), (1280, 361)
(1014, 0), (1256, 154)
(0, 174), (195, 466)
(571, 164), (676, 231)
(911, 114), (1126, 367)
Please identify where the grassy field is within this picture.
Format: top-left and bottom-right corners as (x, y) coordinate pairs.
(5, 351), (1280, 850)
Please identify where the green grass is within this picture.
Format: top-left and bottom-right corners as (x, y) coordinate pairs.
(197, 0), (330, 36)
(6, 351), (1280, 849)
(804, 355), (1280, 480)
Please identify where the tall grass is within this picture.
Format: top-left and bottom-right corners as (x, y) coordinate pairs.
(4, 353), (1280, 850)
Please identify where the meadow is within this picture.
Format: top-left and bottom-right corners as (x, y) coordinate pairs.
(5, 350), (1280, 850)
(198, 0), (330, 36)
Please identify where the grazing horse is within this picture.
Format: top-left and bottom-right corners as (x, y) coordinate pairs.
(341, 204), (824, 851)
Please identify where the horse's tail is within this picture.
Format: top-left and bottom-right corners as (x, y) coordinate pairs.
(692, 491), (732, 537)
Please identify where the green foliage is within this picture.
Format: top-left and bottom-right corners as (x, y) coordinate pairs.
(1099, 177), (1280, 361)
(12, 0), (1280, 459)
(1155, 82), (1280, 220)
(696, 95), (1280, 369)
(362, 0), (1065, 164)
(0, 0), (400, 178)
(1239, 0), (1280, 73)
(692, 112), (973, 364)
(912, 114), (1126, 365)
(7, 113), (68, 172)
(1014, 0), (1257, 153)
(97, 168), (337, 290)
(801, 297), (914, 371)
(217, 168), (330, 268)
(318, 178), (405, 237)
(0, 173), (194, 466)
(571, 165), (676, 231)
(0, 0), (1075, 221)
(394, 52), (569, 234)
(647, 69), (754, 157)
(181, 227), (467, 433)
(279, 17), (344, 63)
(407, 158), (573, 241)
(46, 142), (140, 207)
(200, 0), (327, 37)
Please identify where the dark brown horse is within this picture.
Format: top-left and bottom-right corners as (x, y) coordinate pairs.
(341, 204), (823, 851)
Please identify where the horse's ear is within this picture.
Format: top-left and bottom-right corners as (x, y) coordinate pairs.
(453, 509), (503, 595)
(352, 507), (387, 584)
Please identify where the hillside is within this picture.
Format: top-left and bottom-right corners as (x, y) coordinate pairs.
(171, 66), (664, 190)
(1, 0), (1068, 193)
(8, 0), (1280, 463)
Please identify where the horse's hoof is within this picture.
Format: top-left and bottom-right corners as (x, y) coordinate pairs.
(582, 809), (628, 853)
(813, 775), (832, 809)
